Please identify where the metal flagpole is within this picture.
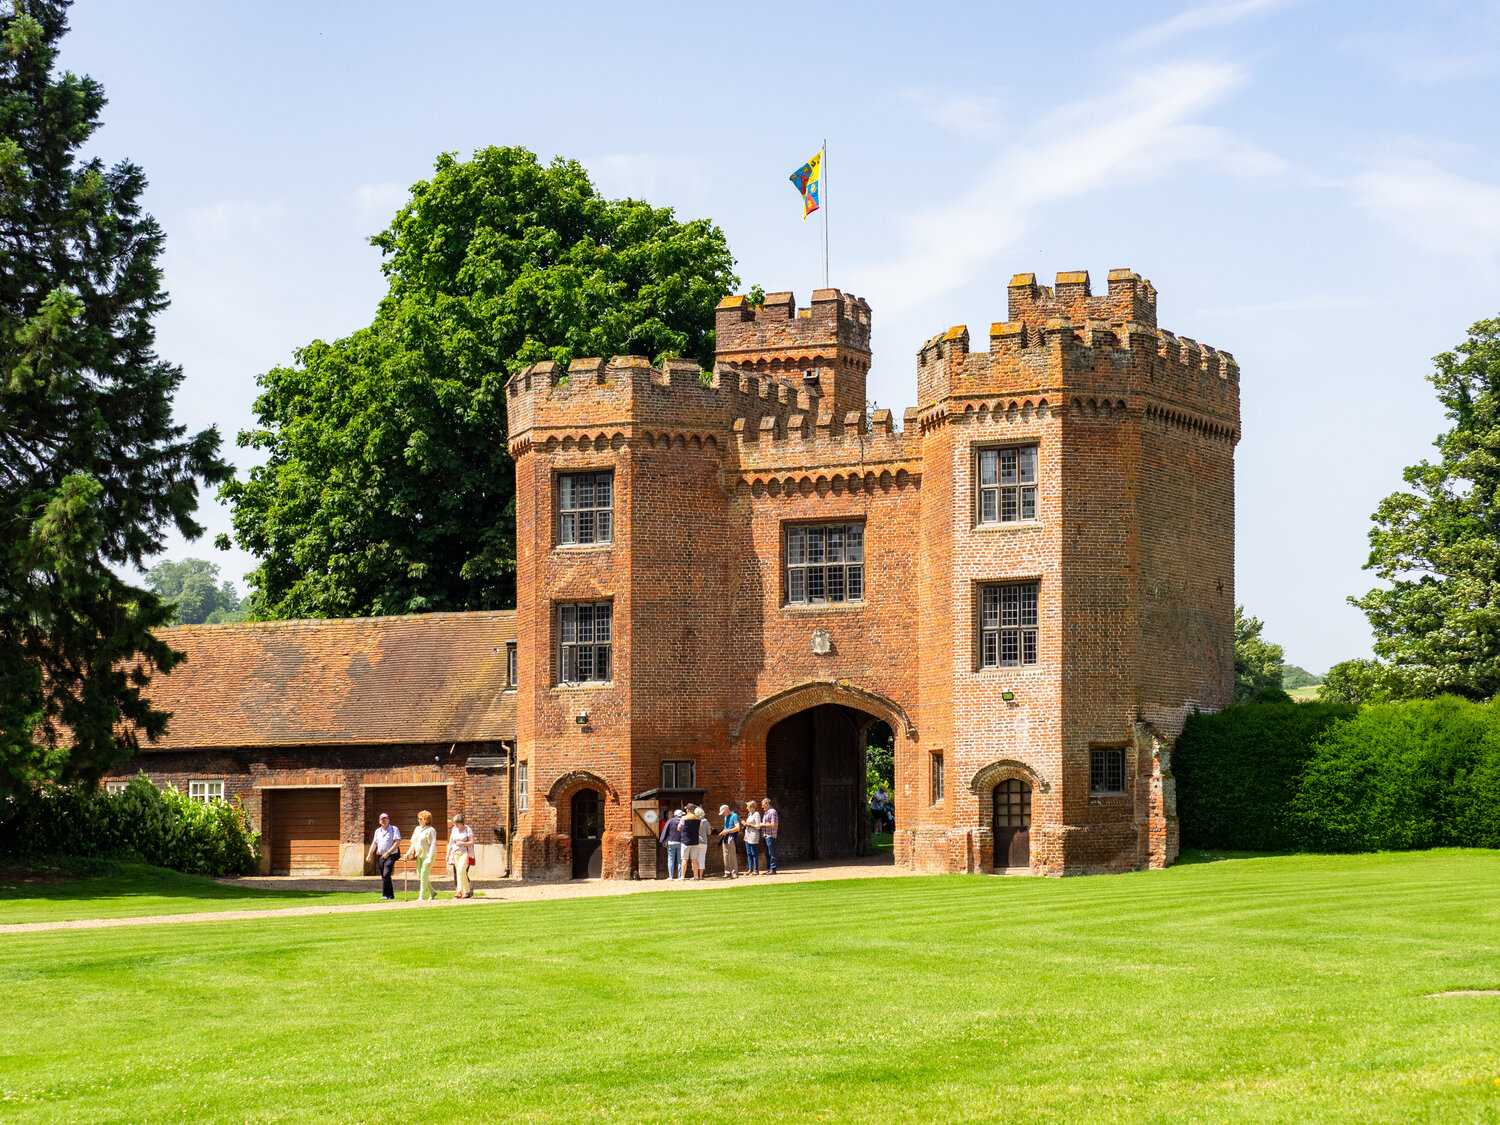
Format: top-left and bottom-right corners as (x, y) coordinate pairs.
(822, 139), (829, 289)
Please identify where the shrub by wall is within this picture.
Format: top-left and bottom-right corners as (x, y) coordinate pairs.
(1288, 696), (1500, 851)
(1174, 700), (1356, 850)
(0, 776), (259, 875)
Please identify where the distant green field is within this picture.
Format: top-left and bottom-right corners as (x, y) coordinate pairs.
(2, 851), (1499, 1123)
(1287, 684), (1322, 701)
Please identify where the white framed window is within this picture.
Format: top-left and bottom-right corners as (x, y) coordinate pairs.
(506, 641), (518, 688)
(558, 471), (614, 546)
(661, 760), (696, 789)
(980, 582), (1039, 668)
(104, 780), (129, 795)
(1091, 749), (1126, 795)
(189, 779), (225, 803)
(977, 445), (1038, 525)
(517, 761), (529, 812)
(785, 523), (865, 605)
(559, 602), (612, 684)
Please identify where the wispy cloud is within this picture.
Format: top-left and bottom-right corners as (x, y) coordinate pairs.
(855, 62), (1282, 313)
(1346, 25), (1500, 85)
(1122, 0), (1297, 50)
(583, 154), (713, 209)
(1349, 158), (1500, 261)
(900, 88), (1005, 141)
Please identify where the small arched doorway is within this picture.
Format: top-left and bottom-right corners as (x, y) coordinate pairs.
(570, 788), (603, 878)
(993, 779), (1032, 870)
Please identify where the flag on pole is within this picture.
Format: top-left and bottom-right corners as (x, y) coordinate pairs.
(789, 149), (823, 220)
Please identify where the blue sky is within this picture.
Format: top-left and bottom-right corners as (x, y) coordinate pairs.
(57, 0), (1500, 673)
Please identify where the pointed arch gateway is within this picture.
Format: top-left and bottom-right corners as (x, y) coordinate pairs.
(734, 682), (915, 864)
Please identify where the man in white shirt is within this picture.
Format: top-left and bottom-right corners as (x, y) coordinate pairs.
(366, 813), (402, 901)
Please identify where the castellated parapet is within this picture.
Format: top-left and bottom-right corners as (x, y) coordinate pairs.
(504, 269), (1238, 884)
(916, 269), (1239, 444)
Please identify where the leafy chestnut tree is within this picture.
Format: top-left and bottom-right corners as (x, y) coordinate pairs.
(223, 146), (738, 618)
(1352, 316), (1500, 699)
(0, 1), (228, 799)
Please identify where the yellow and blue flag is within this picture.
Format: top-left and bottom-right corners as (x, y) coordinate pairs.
(789, 149), (822, 220)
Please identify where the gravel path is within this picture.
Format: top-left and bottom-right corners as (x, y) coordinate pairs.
(0, 856), (904, 935)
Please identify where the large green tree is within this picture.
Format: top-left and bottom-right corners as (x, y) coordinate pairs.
(1234, 606), (1285, 702)
(144, 558), (243, 625)
(1353, 316), (1500, 700)
(222, 147), (737, 618)
(0, 1), (228, 798)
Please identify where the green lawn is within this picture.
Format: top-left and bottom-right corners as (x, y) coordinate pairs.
(0, 863), (376, 923)
(3, 851), (1500, 1123)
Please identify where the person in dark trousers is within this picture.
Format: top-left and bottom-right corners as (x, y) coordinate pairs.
(680, 806), (704, 880)
(660, 808), (685, 880)
(760, 798), (779, 874)
(366, 812), (402, 900)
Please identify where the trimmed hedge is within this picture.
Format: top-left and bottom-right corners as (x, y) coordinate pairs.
(1175, 700), (1355, 850)
(1176, 696), (1500, 853)
(1289, 697), (1500, 851)
(0, 775), (259, 875)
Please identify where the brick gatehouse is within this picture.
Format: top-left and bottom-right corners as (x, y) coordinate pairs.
(112, 268), (1239, 880)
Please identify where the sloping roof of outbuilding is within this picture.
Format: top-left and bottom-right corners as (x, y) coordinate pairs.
(138, 611), (516, 749)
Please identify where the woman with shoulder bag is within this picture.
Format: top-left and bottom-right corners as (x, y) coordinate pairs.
(449, 813), (476, 898)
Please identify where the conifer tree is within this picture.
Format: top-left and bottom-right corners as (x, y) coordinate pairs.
(0, 1), (228, 799)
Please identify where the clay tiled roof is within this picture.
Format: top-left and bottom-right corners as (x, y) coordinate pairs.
(140, 611), (516, 750)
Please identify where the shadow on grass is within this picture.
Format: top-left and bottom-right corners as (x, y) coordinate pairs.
(868, 831), (893, 856)
(1175, 847), (1295, 866)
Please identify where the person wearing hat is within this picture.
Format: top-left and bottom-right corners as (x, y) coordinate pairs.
(366, 813), (402, 901)
(717, 803), (742, 879)
(448, 813), (476, 898)
(659, 808), (686, 881)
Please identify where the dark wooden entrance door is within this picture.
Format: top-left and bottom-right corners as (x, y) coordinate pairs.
(571, 788), (603, 878)
(993, 779), (1032, 870)
(765, 705), (865, 860)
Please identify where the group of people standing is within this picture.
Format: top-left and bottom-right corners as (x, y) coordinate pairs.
(658, 799), (779, 880)
(364, 810), (477, 902)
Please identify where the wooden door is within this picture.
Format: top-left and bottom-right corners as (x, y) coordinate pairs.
(571, 788), (603, 878)
(813, 705), (860, 859)
(269, 789), (340, 875)
(993, 780), (1032, 870)
(364, 786), (449, 876)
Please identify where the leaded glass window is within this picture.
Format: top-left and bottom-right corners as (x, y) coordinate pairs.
(979, 582), (1039, 668)
(786, 523), (865, 605)
(977, 446), (1038, 525)
(559, 602), (612, 683)
(558, 472), (614, 545)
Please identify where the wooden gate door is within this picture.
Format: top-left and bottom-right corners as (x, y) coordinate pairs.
(993, 780), (1032, 870)
(813, 705), (860, 859)
(571, 789), (603, 878)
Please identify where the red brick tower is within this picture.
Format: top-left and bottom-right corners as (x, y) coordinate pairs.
(506, 270), (1237, 881)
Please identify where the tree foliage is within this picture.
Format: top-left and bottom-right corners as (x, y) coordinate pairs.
(1281, 664), (1323, 690)
(1234, 605), (1284, 702)
(222, 146), (738, 619)
(1352, 316), (1500, 700)
(144, 558), (243, 625)
(0, 1), (227, 800)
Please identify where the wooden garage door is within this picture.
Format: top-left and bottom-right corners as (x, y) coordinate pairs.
(269, 789), (341, 875)
(364, 786), (450, 872)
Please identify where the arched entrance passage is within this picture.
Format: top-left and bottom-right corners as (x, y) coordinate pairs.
(570, 788), (603, 879)
(737, 682), (915, 865)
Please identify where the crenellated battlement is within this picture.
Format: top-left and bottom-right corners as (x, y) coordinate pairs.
(915, 268), (1238, 430)
(714, 287), (873, 420)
